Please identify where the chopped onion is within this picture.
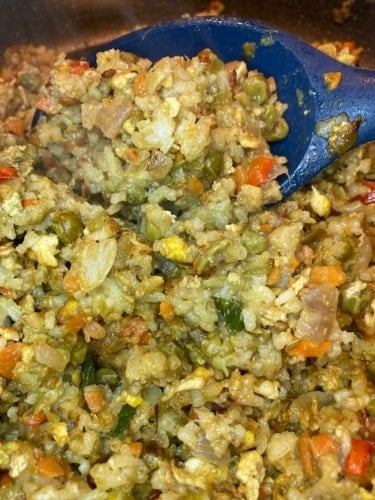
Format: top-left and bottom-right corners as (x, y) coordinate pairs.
(295, 284), (339, 342)
(34, 343), (67, 372)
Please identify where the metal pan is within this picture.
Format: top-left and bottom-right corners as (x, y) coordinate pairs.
(1, 0), (374, 68)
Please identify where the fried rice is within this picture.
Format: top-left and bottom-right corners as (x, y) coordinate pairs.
(0, 29), (374, 500)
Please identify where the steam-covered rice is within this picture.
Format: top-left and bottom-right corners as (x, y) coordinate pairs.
(0, 32), (374, 500)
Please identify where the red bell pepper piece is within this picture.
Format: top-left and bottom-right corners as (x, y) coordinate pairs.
(345, 438), (375, 476)
(0, 164), (19, 182)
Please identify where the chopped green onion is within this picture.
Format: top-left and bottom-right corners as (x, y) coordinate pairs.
(112, 404), (136, 438)
(81, 351), (96, 387)
(216, 298), (245, 334)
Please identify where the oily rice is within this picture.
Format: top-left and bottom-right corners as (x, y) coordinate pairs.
(0, 36), (374, 499)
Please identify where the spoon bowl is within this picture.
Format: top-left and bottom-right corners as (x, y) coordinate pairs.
(85, 17), (375, 197)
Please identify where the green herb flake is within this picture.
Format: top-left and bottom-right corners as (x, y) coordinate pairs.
(81, 351), (96, 387)
(112, 404), (136, 438)
(216, 298), (245, 334)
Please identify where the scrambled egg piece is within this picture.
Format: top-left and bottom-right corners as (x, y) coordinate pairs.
(310, 186), (331, 217)
(236, 450), (265, 500)
(51, 422), (69, 447)
(16, 230), (59, 267)
(153, 234), (192, 263)
(117, 392), (143, 408)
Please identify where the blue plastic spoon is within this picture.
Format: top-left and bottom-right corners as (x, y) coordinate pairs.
(87, 17), (375, 197)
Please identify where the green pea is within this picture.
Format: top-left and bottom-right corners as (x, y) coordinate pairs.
(242, 229), (268, 255)
(144, 219), (163, 241)
(204, 151), (224, 181)
(19, 71), (42, 93)
(265, 117), (289, 142)
(262, 103), (276, 129)
(71, 368), (81, 386)
(243, 73), (270, 104)
(70, 335), (88, 365)
(53, 211), (83, 245)
(340, 284), (373, 316)
(328, 117), (361, 156)
(95, 367), (119, 387)
(126, 184), (146, 205)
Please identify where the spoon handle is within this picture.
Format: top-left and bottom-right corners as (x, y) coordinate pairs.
(307, 58), (375, 146)
(275, 32), (375, 197)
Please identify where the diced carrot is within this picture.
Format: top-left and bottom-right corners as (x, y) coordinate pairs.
(69, 60), (90, 76)
(159, 301), (175, 322)
(289, 339), (332, 358)
(233, 156), (276, 189)
(310, 433), (338, 457)
(0, 164), (19, 182)
(0, 343), (22, 379)
(63, 272), (81, 294)
(345, 438), (375, 476)
(84, 384), (105, 413)
(36, 456), (65, 478)
(22, 198), (39, 208)
(133, 73), (146, 96)
(187, 177), (204, 196)
(298, 432), (315, 478)
(19, 411), (47, 427)
(6, 118), (25, 136)
(63, 311), (90, 334)
(266, 266), (281, 286)
(129, 441), (143, 457)
(309, 265), (346, 287)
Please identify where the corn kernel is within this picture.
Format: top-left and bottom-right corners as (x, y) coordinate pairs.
(155, 234), (191, 263)
(59, 299), (79, 318)
(243, 430), (256, 449)
(192, 366), (211, 380)
(310, 186), (331, 217)
(51, 422), (68, 447)
(119, 392), (143, 408)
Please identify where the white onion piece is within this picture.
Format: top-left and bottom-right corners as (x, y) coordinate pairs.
(295, 284), (339, 342)
(34, 343), (68, 372)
